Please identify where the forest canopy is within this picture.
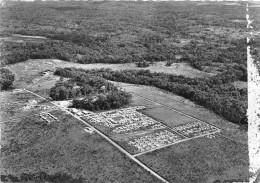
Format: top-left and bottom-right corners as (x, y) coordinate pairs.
(0, 1), (247, 76)
(50, 68), (131, 111)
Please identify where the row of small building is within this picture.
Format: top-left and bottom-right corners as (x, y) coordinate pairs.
(128, 130), (182, 152)
(39, 112), (58, 124)
(68, 108), (94, 116)
(172, 121), (219, 137)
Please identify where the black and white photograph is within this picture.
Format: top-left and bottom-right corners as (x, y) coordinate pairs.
(0, 0), (259, 182)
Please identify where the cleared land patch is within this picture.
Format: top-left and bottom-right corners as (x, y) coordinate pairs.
(0, 90), (45, 121)
(5, 59), (213, 89)
(142, 106), (196, 127)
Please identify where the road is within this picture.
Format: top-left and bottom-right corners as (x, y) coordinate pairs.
(23, 88), (169, 183)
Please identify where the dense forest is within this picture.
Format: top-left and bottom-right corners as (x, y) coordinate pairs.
(50, 68), (131, 111)
(0, 68), (15, 90)
(54, 67), (247, 125)
(1, 172), (85, 183)
(0, 1), (247, 75)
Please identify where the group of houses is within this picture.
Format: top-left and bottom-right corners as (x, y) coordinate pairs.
(39, 112), (58, 124)
(23, 99), (56, 111)
(172, 121), (220, 138)
(128, 129), (183, 152)
(84, 106), (164, 134)
(22, 99), (40, 110)
(84, 127), (95, 134)
(39, 105), (56, 111)
(67, 108), (94, 116)
(113, 118), (156, 133)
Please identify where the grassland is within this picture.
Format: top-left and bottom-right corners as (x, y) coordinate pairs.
(137, 135), (249, 183)
(0, 90), (43, 121)
(142, 107), (195, 126)
(0, 91), (161, 182)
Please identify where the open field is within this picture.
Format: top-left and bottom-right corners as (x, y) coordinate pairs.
(4, 59), (213, 89)
(137, 135), (249, 183)
(232, 81), (248, 89)
(0, 90), (162, 183)
(0, 34), (48, 43)
(0, 90), (45, 121)
(142, 106), (196, 126)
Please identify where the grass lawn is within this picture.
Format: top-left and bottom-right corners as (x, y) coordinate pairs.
(142, 106), (195, 127)
(0, 91), (43, 121)
(137, 135), (249, 183)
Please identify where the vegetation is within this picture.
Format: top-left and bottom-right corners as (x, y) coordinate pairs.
(0, 1), (247, 75)
(165, 59), (176, 67)
(136, 61), (151, 68)
(1, 92), (160, 183)
(54, 67), (247, 124)
(137, 136), (249, 182)
(0, 68), (15, 90)
(50, 67), (131, 111)
(1, 172), (85, 183)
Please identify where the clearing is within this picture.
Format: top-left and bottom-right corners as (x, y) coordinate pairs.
(5, 59), (213, 89)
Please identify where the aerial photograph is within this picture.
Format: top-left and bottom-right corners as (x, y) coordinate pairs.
(0, 0), (259, 182)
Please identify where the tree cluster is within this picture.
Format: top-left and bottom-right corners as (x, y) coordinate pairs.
(0, 68), (15, 90)
(135, 61), (150, 68)
(50, 68), (131, 111)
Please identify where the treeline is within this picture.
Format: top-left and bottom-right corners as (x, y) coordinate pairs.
(0, 68), (15, 90)
(1, 172), (85, 183)
(1, 38), (247, 80)
(72, 91), (131, 111)
(50, 68), (131, 111)
(1, 41), (85, 66)
(54, 67), (247, 124)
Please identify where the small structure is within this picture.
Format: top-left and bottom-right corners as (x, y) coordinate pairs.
(39, 112), (58, 124)
(84, 127), (94, 134)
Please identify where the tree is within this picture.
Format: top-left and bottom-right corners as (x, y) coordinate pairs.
(0, 68), (15, 90)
